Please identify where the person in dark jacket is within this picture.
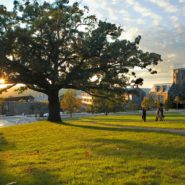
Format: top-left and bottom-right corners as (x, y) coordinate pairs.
(142, 108), (146, 122)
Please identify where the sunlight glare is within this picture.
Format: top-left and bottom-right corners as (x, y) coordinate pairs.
(0, 78), (5, 84)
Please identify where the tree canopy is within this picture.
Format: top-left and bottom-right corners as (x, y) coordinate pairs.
(92, 91), (125, 115)
(0, 0), (162, 122)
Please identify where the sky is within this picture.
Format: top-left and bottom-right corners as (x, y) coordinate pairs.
(1, 0), (185, 88)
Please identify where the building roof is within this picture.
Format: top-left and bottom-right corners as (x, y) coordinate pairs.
(150, 83), (172, 93)
(153, 83), (172, 86)
(0, 95), (34, 102)
(174, 68), (185, 71)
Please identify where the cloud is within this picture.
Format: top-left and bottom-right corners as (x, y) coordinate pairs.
(112, 0), (120, 5)
(82, 0), (106, 20)
(120, 27), (140, 41)
(166, 53), (176, 62)
(148, 0), (177, 13)
(171, 16), (183, 33)
(178, 0), (185, 3)
(125, 0), (162, 26)
(82, 0), (119, 21)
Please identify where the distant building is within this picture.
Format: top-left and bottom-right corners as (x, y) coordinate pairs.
(131, 88), (146, 107)
(173, 68), (185, 86)
(125, 87), (146, 110)
(0, 95), (34, 102)
(0, 95), (47, 116)
(0, 86), (49, 102)
(149, 68), (185, 104)
(79, 92), (93, 105)
(149, 83), (172, 102)
(34, 93), (48, 102)
(79, 88), (145, 110)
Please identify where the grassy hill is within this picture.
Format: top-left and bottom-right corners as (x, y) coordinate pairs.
(1, 114), (185, 185)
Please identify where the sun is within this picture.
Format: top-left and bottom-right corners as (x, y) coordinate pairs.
(0, 78), (5, 84)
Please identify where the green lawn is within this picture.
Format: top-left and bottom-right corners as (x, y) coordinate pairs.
(0, 113), (185, 185)
(74, 112), (185, 130)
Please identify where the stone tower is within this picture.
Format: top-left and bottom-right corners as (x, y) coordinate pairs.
(173, 68), (185, 87)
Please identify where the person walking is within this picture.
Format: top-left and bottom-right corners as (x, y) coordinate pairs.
(155, 103), (164, 121)
(141, 97), (148, 122)
(159, 103), (164, 121)
(142, 107), (146, 122)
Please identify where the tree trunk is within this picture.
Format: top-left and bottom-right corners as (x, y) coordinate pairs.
(48, 90), (61, 122)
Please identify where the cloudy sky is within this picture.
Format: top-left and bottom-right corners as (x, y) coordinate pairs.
(1, 0), (185, 88)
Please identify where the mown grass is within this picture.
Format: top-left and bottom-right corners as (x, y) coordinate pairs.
(0, 113), (185, 185)
(74, 113), (185, 130)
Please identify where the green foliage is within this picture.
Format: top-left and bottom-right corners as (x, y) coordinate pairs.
(92, 91), (125, 114)
(127, 101), (136, 110)
(0, 0), (162, 121)
(29, 102), (44, 114)
(174, 96), (181, 109)
(61, 89), (81, 117)
(0, 100), (6, 114)
(18, 99), (26, 103)
(85, 104), (94, 113)
(164, 99), (170, 110)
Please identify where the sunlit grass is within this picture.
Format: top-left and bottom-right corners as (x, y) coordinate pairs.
(73, 113), (185, 130)
(0, 113), (185, 185)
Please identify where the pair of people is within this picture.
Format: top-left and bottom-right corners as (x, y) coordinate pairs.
(141, 103), (164, 122)
(155, 103), (164, 121)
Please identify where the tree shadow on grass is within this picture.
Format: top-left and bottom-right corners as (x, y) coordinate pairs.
(0, 133), (61, 185)
(0, 133), (16, 185)
(165, 113), (185, 117)
(62, 121), (185, 160)
(78, 117), (143, 123)
(18, 169), (62, 185)
(86, 138), (185, 161)
(62, 122), (185, 136)
(68, 114), (185, 124)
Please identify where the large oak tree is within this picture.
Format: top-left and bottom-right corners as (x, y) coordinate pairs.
(0, 0), (162, 122)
